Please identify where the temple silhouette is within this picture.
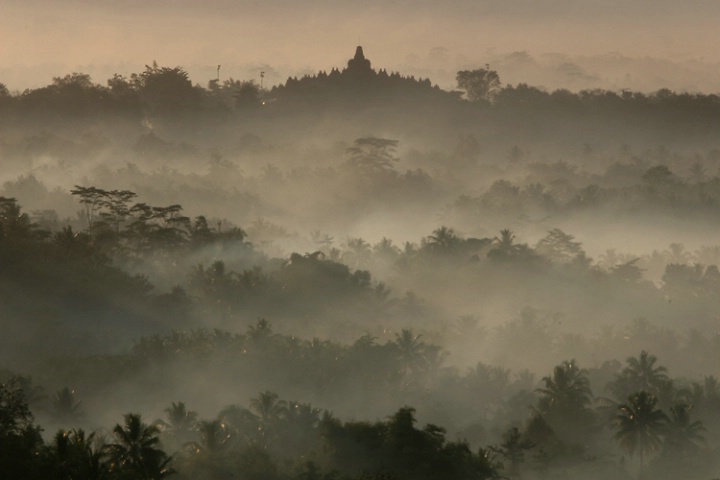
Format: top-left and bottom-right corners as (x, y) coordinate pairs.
(270, 46), (457, 107)
(346, 46), (373, 77)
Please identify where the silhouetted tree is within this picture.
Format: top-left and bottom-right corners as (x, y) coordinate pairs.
(488, 427), (534, 477)
(234, 81), (262, 109)
(132, 62), (201, 116)
(346, 137), (399, 174)
(106, 413), (174, 480)
(612, 351), (669, 400)
(456, 68), (501, 102)
(536, 360), (595, 442)
(249, 391), (287, 448)
(535, 228), (584, 264)
(52, 387), (82, 421)
(0, 377), (49, 479)
(53, 428), (108, 480)
(662, 403), (705, 456)
(615, 391), (668, 479)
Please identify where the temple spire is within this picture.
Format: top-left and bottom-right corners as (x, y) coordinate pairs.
(347, 45), (372, 72)
(354, 46), (366, 61)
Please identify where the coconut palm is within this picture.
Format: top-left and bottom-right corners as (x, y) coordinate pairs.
(494, 229), (516, 251)
(425, 226), (459, 253)
(536, 360), (595, 442)
(249, 391), (287, 448)
(250, 391), (286, 424)
(106, 413), (174, 479)
(159, 401), (198, 451)
(54, 428), (108, 480)
(343, 237), (372, 268)
(612, 351), (669, 400)
(537, 360), (593, 414)
(217, 404), (258, 446)
(195, 419), (230, 453)
(615, 391), (669, 479)
(392, 329), (430, 378)
(662, 404), (705, 456)
(52, 387), (82, 420)
(163, 401), (197, 433)
(373, 237), (401, 260)
(247, 318), (274, 343)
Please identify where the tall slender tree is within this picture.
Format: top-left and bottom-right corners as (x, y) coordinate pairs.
(106, 413), (174, 480)
(612, 351), (669, 400)
(615, 391), (668, 479)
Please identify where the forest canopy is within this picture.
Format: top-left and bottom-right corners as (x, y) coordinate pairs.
(2, 51), (720, 479)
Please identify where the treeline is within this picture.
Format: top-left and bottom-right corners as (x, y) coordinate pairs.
(0, 64), (256, 123)
(2, 62), (720, 147)
(3, 188), (720, 479)
(451, 162), (720, 223)
(4, 187), (720, 363)
(3, 344), (720, 479)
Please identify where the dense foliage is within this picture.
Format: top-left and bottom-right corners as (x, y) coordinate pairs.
(2, 53), (720, 479)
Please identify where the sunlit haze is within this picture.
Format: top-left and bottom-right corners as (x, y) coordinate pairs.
(2, 2), (720, 480)
(3, 0), (720, 91)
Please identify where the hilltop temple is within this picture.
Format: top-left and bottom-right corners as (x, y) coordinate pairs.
(346, 46), (373, 76)
(270, 46), (454, 105)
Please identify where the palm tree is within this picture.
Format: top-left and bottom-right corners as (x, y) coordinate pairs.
(250, 391), (286, 423)
(537, 360), (593, 415)
(163, 401), (197, 433)
(195, 419), (230, 453)
(343, 237), (372, 268)
(494, 229), (516, 251)
(373, 237), (400, 260)
(249, 391), (287, 448)
(247, 318), (274, 343)
(217, 405), (258, 446)
(54, 428), (108, 480)
(107, 413), (174, 480)
(487, 228), (523, 262)
(662, 404), (705, 456)
(452, 314), (482, 338)
(536, 360), (594, 442)
(612, 351), (669, 400)
(615, 391), (669, 479)
(392, 329), (429, 378)
(52, 387), (82, 420)
(159, 401), (198, 451)
(425, 226), (459, 253)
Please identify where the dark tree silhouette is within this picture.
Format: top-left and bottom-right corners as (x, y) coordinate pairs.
(0, 377), (48, 479)
(196, 419), (230, 452)
(615, 391), (668, 479)
(456, 68), (501, 102)
(163, 402), (198, 433)
(248, 391), (287, 448)
(346, 137), (399, 174)
(488, 427), (534, 477)
(662, 403), (706, 456)
(535, 228), (584, 264)
(424, 226), (460, 254)
(52, 387), (82, 420)
(612, 351), (670, 399)
(54, 428), (108, 480)
(107, 413), (174, 480)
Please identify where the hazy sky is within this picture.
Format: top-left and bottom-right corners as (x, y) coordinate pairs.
(2, 0), (720, 91)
